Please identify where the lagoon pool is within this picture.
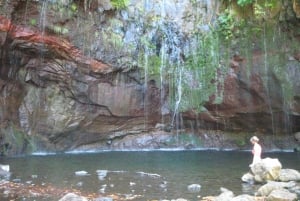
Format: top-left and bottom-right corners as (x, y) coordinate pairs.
(0, 150), (299, 200)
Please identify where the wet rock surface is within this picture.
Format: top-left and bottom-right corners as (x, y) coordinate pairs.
(0, 0), (300, 155)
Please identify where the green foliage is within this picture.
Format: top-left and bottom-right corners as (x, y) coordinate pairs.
(217, 0), (281, 41)
(168, 31), (223, 112)
(29, 18), (37, 26)
(140, 35), (156, 50)
(253, 0), (281, 20)
(52, 25), (69, 35)
(165, 133), (203, 147)
(237, 0), (253, 7)
(137, 34), (163, 77)
(70, 3), (78, 12)
(235, 138), (246, 147)
(223, 0), (281, 20)
(136, 24), (224, 113)
(217, 10), (235, 40)
(110, 0), (129, 10)
(229, 0), (278, 10)
(50, 1), (78, 19)
(148, 55), (162, 75)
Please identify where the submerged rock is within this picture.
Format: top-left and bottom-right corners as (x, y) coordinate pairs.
(75, 171), (89, 176)
(96, 170), (108, 180)
(58, 193), (88, 201)
(187, 184), (201, 193)
(94, 197), (113, 201)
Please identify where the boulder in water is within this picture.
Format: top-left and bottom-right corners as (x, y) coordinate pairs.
(215, 187), (235, 201)
(250, 158), (282, 183)
(279, 169), (300, 182)
(0, 165), (9, 172)
(241, 172), (255, 184)
(0, 164), (10, 179)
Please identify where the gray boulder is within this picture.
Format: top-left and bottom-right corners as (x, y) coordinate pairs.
(250, 158), (282, 183)
(279, 169), (300, 182)
(257, 181), (296, 196)
(215, 187), (235, 201)
(241, 172), (255, 184)
(231, 194), (256, 201)
(295, 132), (300, 142)
(266, 189), (298, 201)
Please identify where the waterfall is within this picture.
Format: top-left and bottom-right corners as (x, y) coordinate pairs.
(159, 40), (167, 123)
(143, 47), (149, 129)
(24, 0), (30, 25)
(159, 0), (166, 124)
(262, 23), (275, 134)
(39, 0), (48, 34)
(171, 63), (182, 127)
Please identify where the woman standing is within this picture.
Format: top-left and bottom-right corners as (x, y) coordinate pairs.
(250, 136), (262, 167)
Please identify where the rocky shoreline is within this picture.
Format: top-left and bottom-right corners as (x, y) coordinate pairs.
(63, 129), (300, 154)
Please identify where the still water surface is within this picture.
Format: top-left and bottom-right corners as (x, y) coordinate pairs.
(1, 150), (299, 200)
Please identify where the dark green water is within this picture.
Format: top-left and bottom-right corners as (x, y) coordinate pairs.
(0, 150), (299, 200)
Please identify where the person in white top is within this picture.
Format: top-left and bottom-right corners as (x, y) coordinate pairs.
(250, 136), (262, 167)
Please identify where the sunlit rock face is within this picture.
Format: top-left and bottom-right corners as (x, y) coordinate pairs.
(0, 0), (300, 154)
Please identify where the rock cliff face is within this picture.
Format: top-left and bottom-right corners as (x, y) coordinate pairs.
(0, 0), (300, 155)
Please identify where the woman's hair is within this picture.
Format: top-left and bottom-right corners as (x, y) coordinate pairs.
(250, 136), (259, 142)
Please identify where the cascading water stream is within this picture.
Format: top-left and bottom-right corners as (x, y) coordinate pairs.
(171, 63), (182, 128)
(159, 0), (166, 124)
(161, 20), (184, 133)
(143, 48), (149, 130)
(26, 0), (49, 140)
(39, 0), (48, 36)
(159, 41), (167, 123)
(262, 23), (276, 134)
(23, 0), (30, 25)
